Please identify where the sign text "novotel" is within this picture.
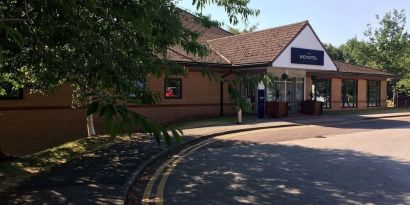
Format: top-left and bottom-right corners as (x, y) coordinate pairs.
(291, 47), (324, 66)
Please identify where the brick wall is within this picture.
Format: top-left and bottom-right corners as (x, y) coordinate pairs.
(0, 84), (73, 108)
(330, 78), (341, 110)
(0, 109), (87, 155)
(305, 77), (312, 100)
(0, 70), (235, 155)
(357, 79), (367, 109)
(327, 77), (388, 111)
(147, 71), (232, 105)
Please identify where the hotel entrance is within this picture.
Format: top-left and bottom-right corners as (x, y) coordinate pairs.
(266, 77), (305, 113)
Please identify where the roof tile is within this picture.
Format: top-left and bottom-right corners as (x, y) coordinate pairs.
(165, 11), (233, 64)
(334, 61), (395, 76)
(207, 21), (308, 65)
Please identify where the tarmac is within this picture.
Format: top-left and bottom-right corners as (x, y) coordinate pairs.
(1, 111), (410, 205)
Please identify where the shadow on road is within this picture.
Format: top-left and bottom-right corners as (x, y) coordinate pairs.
(287, 114), (410, 130)
(1, 135), (195, 205)
(166, 139), (410, 205)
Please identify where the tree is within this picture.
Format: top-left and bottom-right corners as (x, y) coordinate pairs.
(0, 0), (259, 152)
(226, 72), (276, 123)
(325, 9), (410, 97)
(228, 22), (258, 34)
(365, 9), (410, 99)
(365, 9), (410, 76)
(323, 43), (344, 61)
(339, 38), (378, 67)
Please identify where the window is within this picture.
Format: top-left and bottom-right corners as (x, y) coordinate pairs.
(164, 78), (182, 99)
(266, 80), (286, 102)
(128, 81), (146, 99)
(367, 80), (380, 107)
(313, 79), (331, 109)
(341, 79), (358, 108)
(0, 82), (23, 100)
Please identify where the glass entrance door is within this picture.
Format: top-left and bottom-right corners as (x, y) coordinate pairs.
(266, 77), (304, 113)
(294, 78), (305, 113)
(286, 80), (295, 112)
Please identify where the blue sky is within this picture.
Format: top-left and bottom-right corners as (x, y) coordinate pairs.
(177, 0), (410, 46)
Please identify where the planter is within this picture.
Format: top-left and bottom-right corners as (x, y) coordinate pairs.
(300, 100), (323, 115)
(265, 101), (288, 118)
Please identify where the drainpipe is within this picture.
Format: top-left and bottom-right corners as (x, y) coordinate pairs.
(220, 73), (231, 116)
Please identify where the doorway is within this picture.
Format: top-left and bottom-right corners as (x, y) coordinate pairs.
(266, 77), (305, 113)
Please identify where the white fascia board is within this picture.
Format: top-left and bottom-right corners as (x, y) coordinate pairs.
(272, 26), (337, 71)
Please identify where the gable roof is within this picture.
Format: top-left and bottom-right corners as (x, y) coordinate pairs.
(165, 10), (233, 64)
(334, 61), (396, 77)
(165, 12), (397, 78)
(207, 21), (308, 65)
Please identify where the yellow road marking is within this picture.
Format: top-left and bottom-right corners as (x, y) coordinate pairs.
(142, 138), (215, 204)
(141, 116), (393, 204)
(155, 140), (215, 205)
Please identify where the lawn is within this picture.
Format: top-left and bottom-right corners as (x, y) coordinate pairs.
(0, 135), (132, 194)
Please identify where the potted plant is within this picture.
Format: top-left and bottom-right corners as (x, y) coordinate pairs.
(300, 75), (323, 115)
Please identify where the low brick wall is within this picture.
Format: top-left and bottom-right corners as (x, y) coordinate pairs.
(0, 104), (235, 156)
(0, 109), (87, 156)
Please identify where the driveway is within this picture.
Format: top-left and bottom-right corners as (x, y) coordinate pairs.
(141, 116), (410, 205)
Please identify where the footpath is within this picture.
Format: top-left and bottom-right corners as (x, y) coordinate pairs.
(1, 111), (409, 205)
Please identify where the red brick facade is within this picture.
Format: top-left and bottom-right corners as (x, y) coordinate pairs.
(0, 15), (396, 155)
(0, 71), (235, 155)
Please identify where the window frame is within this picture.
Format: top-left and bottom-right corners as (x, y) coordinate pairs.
(0, 83), (23, 100)
(313, 78), (332, 109)
(367, 80), (381, 107)
(164, 78), (182, 99)
(341, 79), (358, 108)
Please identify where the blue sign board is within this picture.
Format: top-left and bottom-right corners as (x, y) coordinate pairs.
(291, 47), (324, 66)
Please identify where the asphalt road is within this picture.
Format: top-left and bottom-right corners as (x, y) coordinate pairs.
(142, 116), (410, 205)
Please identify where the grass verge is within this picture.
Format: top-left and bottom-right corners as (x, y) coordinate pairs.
(0, 135), (132, 194)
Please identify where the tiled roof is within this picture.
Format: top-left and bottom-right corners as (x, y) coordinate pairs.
(207, 21), (308, 65)
(167, 11), (396, 77)
(165, 10), (233, 64)
(334, 61), (395, 76)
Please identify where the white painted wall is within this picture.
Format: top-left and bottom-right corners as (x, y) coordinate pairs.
(267, 67), (306, 78)
(272, 26), (337, 71)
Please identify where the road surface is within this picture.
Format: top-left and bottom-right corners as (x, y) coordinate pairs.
(142, 116), (410, 205)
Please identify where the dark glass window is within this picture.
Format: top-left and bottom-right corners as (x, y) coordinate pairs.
(128, 81), (145, 99)
(367, 80), (380, 107)
(341, 79), (358, 108)
(313, 79), (331, 109)
(164, 78), (182, 99)
(0, 82), (23, 100)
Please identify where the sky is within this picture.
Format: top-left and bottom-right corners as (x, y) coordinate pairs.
(177, 0), (410, 46)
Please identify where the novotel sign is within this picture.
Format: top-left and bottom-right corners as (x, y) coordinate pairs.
(291, 47), (324, 66)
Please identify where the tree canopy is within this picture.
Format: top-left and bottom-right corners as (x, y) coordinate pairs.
(227, 22), (258, 34)
(325, 9), (410, 94)
(0, 0), (259, 143)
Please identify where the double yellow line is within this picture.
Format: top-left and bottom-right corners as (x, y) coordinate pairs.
(140, 116), (398, 204)
(141, 135), (218, 205)
(140, 125), (307, 205)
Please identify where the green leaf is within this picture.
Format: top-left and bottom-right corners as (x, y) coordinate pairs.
(86, 101), (99, 116)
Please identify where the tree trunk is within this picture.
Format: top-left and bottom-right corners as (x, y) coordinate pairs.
(86, 114), (96, 137)
(86, 96), (96, 137)
(0, 148), (6, 161)
(237, 107), (242, 124)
